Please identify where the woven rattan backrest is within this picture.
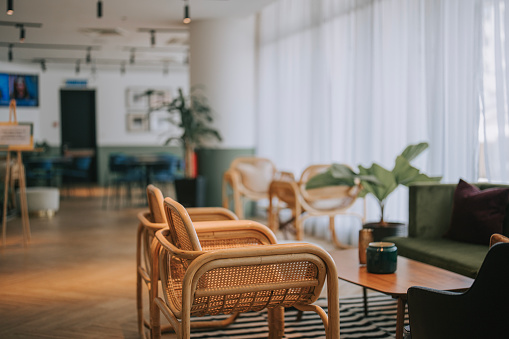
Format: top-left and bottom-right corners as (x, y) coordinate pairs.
(187, 207), (238, 222)
(147, 185), (166, 223)
(163, 197), (202, 251)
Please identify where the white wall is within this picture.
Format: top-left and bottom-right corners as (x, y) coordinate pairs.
(0, 61), (188, 147)
(190, 17), (256, 149)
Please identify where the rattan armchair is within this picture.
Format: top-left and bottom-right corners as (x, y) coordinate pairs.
(150, 197), (340, 339)
(136, 185), (239, 339)
(222, 157), (281, 219)
(268, 164), (365, 248)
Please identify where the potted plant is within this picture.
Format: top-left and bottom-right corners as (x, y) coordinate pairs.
(148, 86), (222, 206)
(306, 142), (442, 239)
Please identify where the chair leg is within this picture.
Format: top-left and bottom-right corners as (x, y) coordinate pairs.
(330, 215), (350, 249)
(268, 307), (284, 339)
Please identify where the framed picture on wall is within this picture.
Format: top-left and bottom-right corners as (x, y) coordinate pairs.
(126, 88), (149, 110)
(126, 112), (149, 132)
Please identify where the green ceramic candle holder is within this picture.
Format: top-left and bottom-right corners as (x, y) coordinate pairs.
(366, 242), (398, 274)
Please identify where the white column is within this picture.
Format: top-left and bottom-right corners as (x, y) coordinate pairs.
(189, 17), (256, 149)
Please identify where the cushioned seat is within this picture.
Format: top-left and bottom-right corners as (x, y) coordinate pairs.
(18, 187), (60, 217)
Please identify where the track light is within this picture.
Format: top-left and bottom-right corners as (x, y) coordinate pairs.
(86, 47), (91, 63)
(130, 48), (135, 64)
(120, 62), (126, 75)
(183, 4), (191, 24)
(75, 60), (80, 74)
(8, 44), (13, 62)
(97, 0), (102, 18)
(150, 30), (155, 47)
(7, 0), (13, 15)
(19, 24), (25, 43)
(40, 59), (46, 72)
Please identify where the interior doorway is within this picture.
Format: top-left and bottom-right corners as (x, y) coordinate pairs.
(60, 89), (98, 183)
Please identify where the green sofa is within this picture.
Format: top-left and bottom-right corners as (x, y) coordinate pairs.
(385, 182), (509, 278)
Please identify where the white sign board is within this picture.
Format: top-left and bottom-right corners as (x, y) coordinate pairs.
(0, 123), (34, 150)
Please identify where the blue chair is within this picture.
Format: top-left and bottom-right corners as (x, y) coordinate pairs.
(148, 154), (183, 196)
(103, 153), (145, 209)
(61, 156), (93, 196)
(24, 158), (56, 187)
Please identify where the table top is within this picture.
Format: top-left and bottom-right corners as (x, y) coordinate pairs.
(329, 249), (474, 297)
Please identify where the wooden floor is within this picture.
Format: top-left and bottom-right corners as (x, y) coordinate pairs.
(0, 193), (363, 338)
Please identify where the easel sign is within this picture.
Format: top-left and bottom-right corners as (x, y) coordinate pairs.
(0, 122), (34, 150)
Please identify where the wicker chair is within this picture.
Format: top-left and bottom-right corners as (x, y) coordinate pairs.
(150, 196), (340, 339)
(222, 157), (282, 219)
(136, 185), (239, 339)
(268, 164), (365, 248)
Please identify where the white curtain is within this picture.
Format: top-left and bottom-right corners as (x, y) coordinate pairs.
(257, 0), (484, 243)
(481, 1), (509, 183)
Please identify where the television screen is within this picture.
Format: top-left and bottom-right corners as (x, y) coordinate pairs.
(0, 73), (39, 107)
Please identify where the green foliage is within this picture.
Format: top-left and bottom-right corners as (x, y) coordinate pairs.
(158, 87), (222, 148)
(305, 142), (442, 222)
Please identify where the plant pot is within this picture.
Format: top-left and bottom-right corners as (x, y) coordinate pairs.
(362, 222), (407, 242)
(174, 176), (206, 207)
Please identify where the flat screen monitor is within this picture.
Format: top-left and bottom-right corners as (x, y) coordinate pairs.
(0, 73), (39, 107)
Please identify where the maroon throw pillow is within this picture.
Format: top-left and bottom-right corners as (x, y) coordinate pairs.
(444, 179), (509, 245)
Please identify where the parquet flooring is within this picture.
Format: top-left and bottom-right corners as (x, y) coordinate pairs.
(0, 193), (363, 338)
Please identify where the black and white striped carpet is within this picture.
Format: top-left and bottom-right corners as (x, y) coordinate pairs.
(190, 294), (408, 338)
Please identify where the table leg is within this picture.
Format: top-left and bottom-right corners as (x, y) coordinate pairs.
(395, 296), (407, 339)
(363, 287), (368, 316)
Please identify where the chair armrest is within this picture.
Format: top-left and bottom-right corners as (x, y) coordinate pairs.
(194, 220), (278, 246)
(137, 211), (167, 232)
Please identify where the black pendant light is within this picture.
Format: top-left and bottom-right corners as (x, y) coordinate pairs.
(150, 30), (156, 47)
(8, 44), (13, 61)
(19, 24), (25, 43)
(183, 4), (191, 24)
(86, 47), (91, 63)
(75, 60), (81, 74)
(7, 0), (13, 15)
(130, 48), (135, 64)
(97, 0), (102, 18)
(40, 59), (46, 72)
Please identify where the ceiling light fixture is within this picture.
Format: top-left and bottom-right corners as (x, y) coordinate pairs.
(120, 62), (126, 75)
(19, 24), (25, 43)
(150, 30), (156, 47)
(97, 0), (102, 18)
(86, 47), (91, 63)
(6, 0), (13, 15)
(8, 44), (13, 61)
(183, 4), (191, 24)
(40, 59), (46, 72)
(75, 60), (80, 74)
(130, 48), (135, 64)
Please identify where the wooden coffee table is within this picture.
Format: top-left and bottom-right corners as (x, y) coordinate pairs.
(329, 249), (474, 339)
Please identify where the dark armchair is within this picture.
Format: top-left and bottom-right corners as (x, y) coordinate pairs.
(407, 242), (509, 339)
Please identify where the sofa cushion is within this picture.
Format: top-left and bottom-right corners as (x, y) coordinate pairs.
(444, 179), (509, 245)
(385, 236), (488, 278)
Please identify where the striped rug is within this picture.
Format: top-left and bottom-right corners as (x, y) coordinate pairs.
(190, 294), (408, 338)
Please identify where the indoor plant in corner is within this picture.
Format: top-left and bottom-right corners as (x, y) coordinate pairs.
(149, 86), (222, 207)
(306, 142), (442, 240)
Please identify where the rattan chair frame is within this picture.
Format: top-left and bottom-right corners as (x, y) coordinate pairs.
(268, 164), (366, 248)
(150, 197), (340, 339)
(222, 157), (280, 219)
(136, 185), (239, 339)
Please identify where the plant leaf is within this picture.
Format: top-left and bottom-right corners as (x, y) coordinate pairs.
(393, 156), (442, 186)
(306, 169), (356, 189)
(358, 164), (398, 202)
(400, 142), (429, 162)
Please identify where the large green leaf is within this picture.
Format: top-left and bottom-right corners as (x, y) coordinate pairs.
(358, 164), (398, 202)
(306, 169), (356, 189)
(393, 156), (442, 186)
(400, 142), (429, 162)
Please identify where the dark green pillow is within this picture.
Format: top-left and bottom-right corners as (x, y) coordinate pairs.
(444, 179), (509, 245)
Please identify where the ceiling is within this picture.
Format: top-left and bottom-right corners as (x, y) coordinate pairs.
(0, 0), (275, 70)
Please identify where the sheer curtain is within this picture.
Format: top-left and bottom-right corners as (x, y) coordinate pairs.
(481, 1), (509, 183)
(257, 0), (483, 243)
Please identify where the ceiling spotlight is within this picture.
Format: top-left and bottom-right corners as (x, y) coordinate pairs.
(120, 62), (126, 75)
(40, 59), (46, 72)
(130, 48), (135, 64)
(86, 47), (91, 63)
(150, 30), (155, 47)
(183, 4), (191, 24)
(7, 0), (13, 15)
(75, 60), (81, 74)
(8, 44), (13, 62)
(97, 0), (102, 18)
(19, 24), (25, 43)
